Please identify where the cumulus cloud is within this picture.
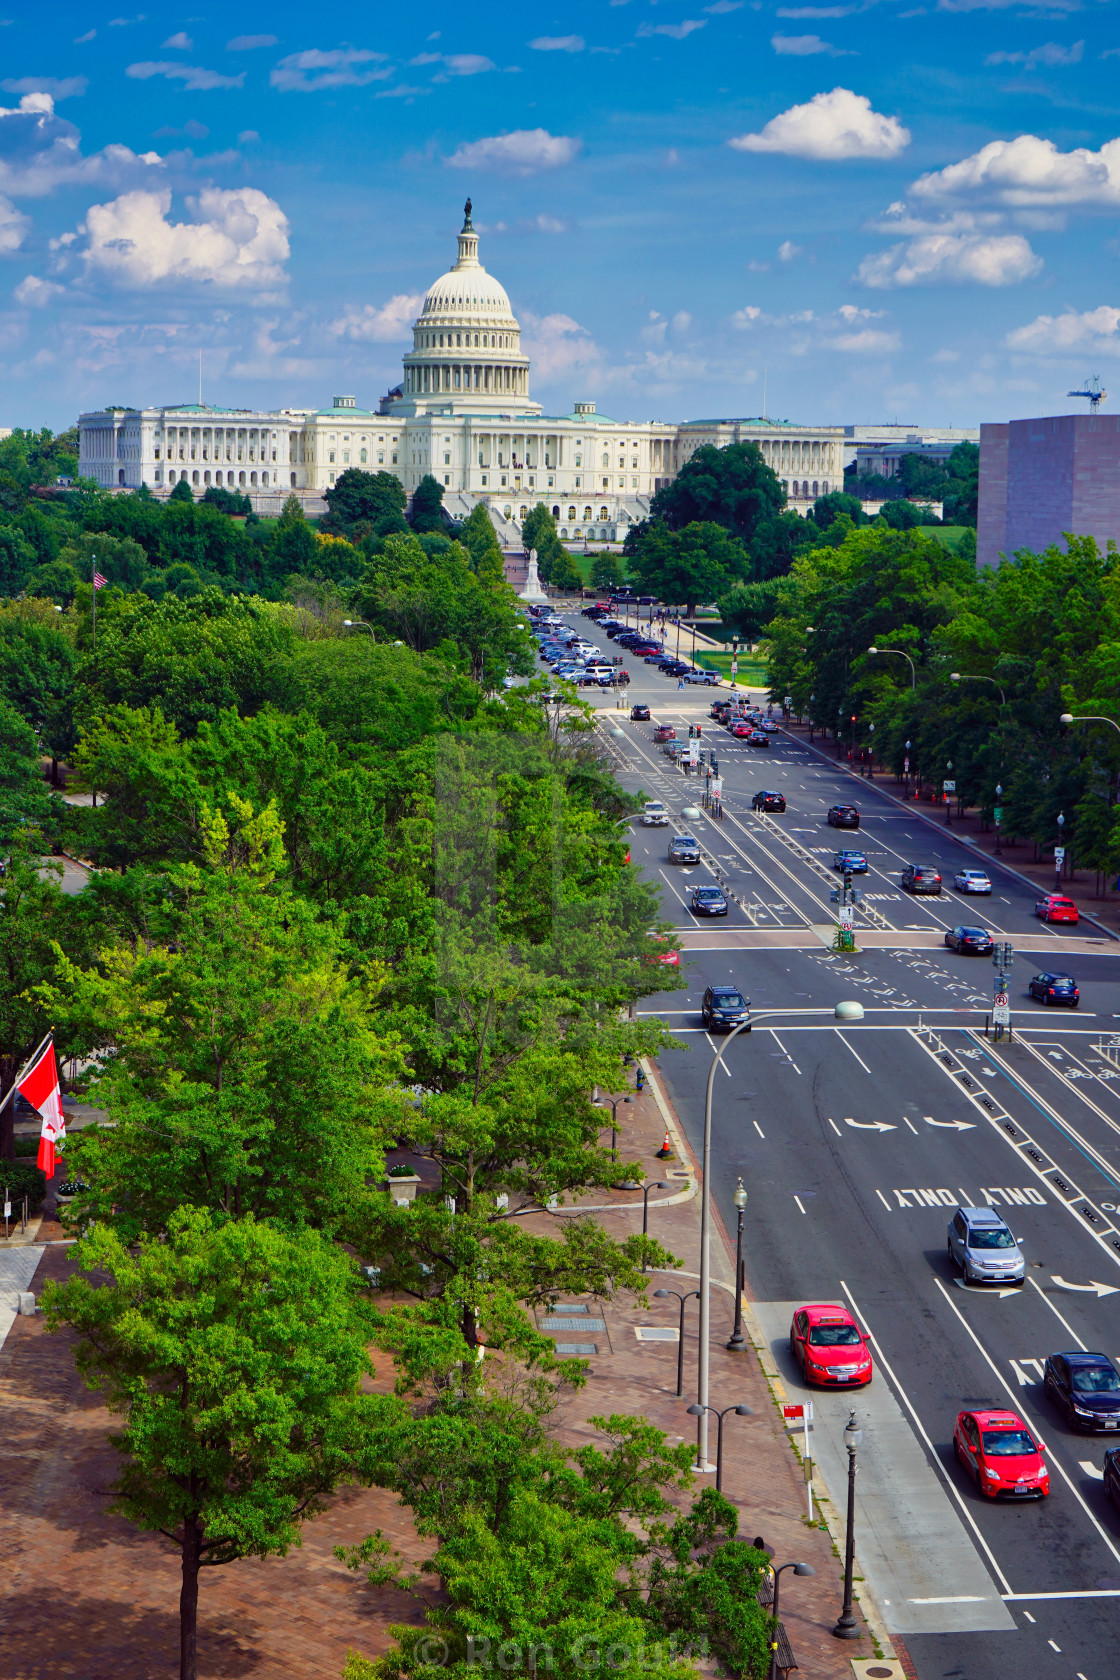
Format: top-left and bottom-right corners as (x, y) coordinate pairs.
(730, 88), (910, 160)
(126, 62), (245, 90)
(331, 293), (423, 341)
(938, 0), (1081, 10)
(0, 92), (163, 197)
(857, 231), (1041, 287)
(530, 35), (585, 51)
(777, 5), (852, 13)
(1, 76), (88, 100)
(732, 306), (762, 325)
(411, 52), (496, 76)
(521, 311), (600, 380)
(1006, 306), (1120, 355)
(78, 186), (289, 288)
(705, 1), (743, 11)
(14, 272), (63, 305)
(0, 194), (29, 251)
(445, 129), (581, 175)
(771, 33), (853, 55)
(778, 240), (802, 261)
(828, 326), (900, 352)
(911, 133), (1120, 207)
(162, 31), (192, 49)
(271, 48), (390, 91)
(227, 34), (278, 50)
(637, 20), (707, 38)
(985, 40), (1083, 68)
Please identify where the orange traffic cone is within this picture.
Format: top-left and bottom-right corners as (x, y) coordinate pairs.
(656, 1132), (673, 1160)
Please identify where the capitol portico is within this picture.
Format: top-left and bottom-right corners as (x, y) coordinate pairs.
(79, 202), (844, 544)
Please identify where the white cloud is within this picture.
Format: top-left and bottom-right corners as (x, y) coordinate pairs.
(74, 29), (96, 42)
(777, 5), (853, 13)
(126, 62), (245, 91)
(828, 326), (900, 352)
(0, 93), (164, 197)
(227, 34), (279, 50)
(771, 33), (853, 55)
(938, 0), (1081, 10)
(911, 133), (1120, 207)
(637, 19), (707, 38)
(412, 52), (496, 76)
(705, 1), (743, 11)
(162, 31), (192, 50)
(271, 48), (390, 91)
(238, 129), (260, 143)
(78, 186), (289, 288)
(1006, 305), (1120, 355)
(530, 35), (585, 52)
(857, 231), (1041, 287)
(0, 194), (29, 251)
(14, 272), (62, 305)
(445, 129), (581, 175)
(331, 293), (423, 341)
(1, 76), (88, 100)
(732, 305), (762, 326)
(778, 240), (803, 261)
(730, 88), (910, 160)
(521, 311), (600, 380)
(985, 40), (1083, 69)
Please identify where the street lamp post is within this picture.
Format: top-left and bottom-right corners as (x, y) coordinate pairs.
(727, 1178), (748, 1350)
(850, 713), (857, 767)
(617, 1178), (670, 1265)
(867, 721), (875, 779)
(686, 1403), (753, 1493)
(1056, 811), (1065, 885)
(944, 759), (953, 828)
(653, 1287), (699, 1397)
(1060, 711), (1120, 738)
(867, 645), (916, 689)
(808, 693), (815, 743)
(904, 738), (912, 797)
(833, 1411), (863, 1639)
(837, 707), (844, 758)
(950, 670), (1006, 707)
(592, 1091), (632, 1153)
(994, 782), (1003, 855)
(771, 1563), (816, 1680)
(342, 619), (375, 638)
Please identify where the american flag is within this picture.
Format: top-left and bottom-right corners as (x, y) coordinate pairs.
(92, 571), (107, 590)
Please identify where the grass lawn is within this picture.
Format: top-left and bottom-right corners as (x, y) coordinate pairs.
(692, 648), (769, 688)
(924, 526), (969, 548)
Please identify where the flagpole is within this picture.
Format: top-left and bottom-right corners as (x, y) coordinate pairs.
(0, 1030), (55, 1158)
(91, 555), (97, 654)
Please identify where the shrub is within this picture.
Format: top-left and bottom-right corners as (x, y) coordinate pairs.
(0, 1159), (48, 1215)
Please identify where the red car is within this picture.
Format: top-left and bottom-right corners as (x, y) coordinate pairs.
(730, 722), (752, 738)
(954, 1409), (1049, 1499)
(789, 1304), (873, 1388)
(644, 933), (680, 968)
(1035, 894), (1079, 925)
(654, 724), (676, 742)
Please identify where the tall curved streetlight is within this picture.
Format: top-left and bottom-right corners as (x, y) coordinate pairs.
(1060, 712), (1120, 738)
(343, 619), (374, 638)
(693, 1001), (865, 1470)
(771, 1562), (816, 1680)
(867, 645), (915, 690)
(951, 671), (1006, 707)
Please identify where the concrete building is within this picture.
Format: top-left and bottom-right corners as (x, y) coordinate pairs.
(843, 423), (979, 476)
(978, 412), (1120, 567)
(78, 203), (844, 542)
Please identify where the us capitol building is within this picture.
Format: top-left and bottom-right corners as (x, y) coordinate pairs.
(79, 202), (843, 546)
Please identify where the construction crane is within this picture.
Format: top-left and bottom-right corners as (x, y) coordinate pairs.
(1069, 375), (1107, 412)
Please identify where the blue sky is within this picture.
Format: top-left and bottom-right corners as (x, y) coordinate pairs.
(3, 3), (1120, 432)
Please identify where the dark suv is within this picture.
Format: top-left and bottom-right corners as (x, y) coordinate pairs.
(902, 864), (943, 895)
(752, 790), (786, 812)
(701, 985), (750, 1031)
(827, 805), (860, 829)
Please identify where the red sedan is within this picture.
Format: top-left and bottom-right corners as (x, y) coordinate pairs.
(954, 1409), (1049, 1499)
(1035, 894), (1079, 925)
(789, 1304), (873, 1388)
(644, 933), (680, 968)
(730, 722), (752, 738)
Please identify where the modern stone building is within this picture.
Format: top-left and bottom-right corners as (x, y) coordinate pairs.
(78, 203), (845, 543)
(978, 413), (1120, 567)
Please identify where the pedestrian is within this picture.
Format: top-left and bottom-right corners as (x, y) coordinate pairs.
(678, 676), (685, 689)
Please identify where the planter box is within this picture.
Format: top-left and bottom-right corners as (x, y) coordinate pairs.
(385, 1173), (421, 1205)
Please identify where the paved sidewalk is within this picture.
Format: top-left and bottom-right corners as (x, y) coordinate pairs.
(0, 1072), (881, 1680)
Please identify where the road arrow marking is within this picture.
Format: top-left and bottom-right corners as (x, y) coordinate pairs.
(844, 1116), (896, 1133)
(955, 1279), (1021, 1298)
(1080, 1461), (1105, 1481)
(924, 1116), (976, 1131)
(1011, 1360), (1034, 1385)
(1051, 1277), (1120, 1297)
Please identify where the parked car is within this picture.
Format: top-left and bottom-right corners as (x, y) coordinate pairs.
(654, 724), (676, 742)
(833, 849), (868, 873)
(690, 884), (728, 917)
(947, 1206), (1025, 1285)
(1035, 894), (1079, 925)
(640, 801), (670, 827)
(945, 925), (994, 954)
(1044, 1351), (1120, 1431)
(827, 805), (860, 829)
(789, 1304), (873, 1388)
(701, 985), (750, 1031)
(684, 669), (720, 686)
(954, 869), (993, 894)
(630, 703), (651, 721)
(752, 790), (786, 813)
(1027, 971), (1079, 1006)
(901, 864), (943, 895)
(954, 1409), (1049, 1498)
(668, 834), (701, 864)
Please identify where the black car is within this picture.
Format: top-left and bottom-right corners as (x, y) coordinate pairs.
(752, 790), (786, 812)
(1044, 1351), (1120, 1431)
(827, 805), (860, 829)
(945, 925), (994, 954)
(690, 884), (728, 917)
(663, 661), (691, 677)
(668, 834), (702, 864)
(1028, 972), (1080, 1006)
(702, 984), (750, 1031)
(901, 863), (943, 894)
(630, 703), (651, 721)
(748, 732), (771, 749)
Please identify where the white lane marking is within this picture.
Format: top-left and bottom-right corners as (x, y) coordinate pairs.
(932, 1275), (1120, 1569)
(1026, 1277), (1086, 1349)
(838, 1279), (1013, 1597)
(1022, 1610), (1035, 1622)
(753, 1120), (765, 1138)
(845, 1115), (896, 1133)
(925, 1115), (976, 1131)
(793, 1195), (807, 1214)
(909, 1596), (987, 1604)
(703, 1031), (733, 1076)
(902, 1114), (919, 1134)
(835, 1030), (873, 1074)
(769, 1030), (802, 1075)
(1050, 1276), (1119, 1299)
(1048, 1639), (1062, 1652)
(1005, 1590), (1120, 1601)
(1080, 1462), (1105, 1480)
(828, 1116), (842, 1136)
(876, 1188), (892, 1210)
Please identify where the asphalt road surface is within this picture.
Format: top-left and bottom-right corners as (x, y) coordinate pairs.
(550, 606), (1120, 1680)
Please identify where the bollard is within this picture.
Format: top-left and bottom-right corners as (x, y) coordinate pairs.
(17, 1292), (36, 1315)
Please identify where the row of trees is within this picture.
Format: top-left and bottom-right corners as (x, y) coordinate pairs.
(758, 519), (1120, 887)
(846, 441), (979, 525)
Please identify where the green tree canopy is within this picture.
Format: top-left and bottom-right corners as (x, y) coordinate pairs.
(648, 442), (785, 545)
(322, 470), (407, 538)
(626, 521), (748, 616)
(410, 474), (447, 533)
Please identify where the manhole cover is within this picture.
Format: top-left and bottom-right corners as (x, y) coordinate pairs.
(866, 1670), (894, 1679)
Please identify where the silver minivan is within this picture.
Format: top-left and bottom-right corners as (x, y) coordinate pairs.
(947, 1206), (1025, 1285)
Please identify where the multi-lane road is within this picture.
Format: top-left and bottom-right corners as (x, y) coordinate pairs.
(557, 610), (1120, 1680)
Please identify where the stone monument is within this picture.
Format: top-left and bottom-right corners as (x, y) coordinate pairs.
(519, 547), (548, 603)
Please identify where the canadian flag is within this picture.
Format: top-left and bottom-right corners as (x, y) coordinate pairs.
(18, 1039), (65, 1178)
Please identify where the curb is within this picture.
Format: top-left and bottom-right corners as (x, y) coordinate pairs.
(781, 726), (1120, 944)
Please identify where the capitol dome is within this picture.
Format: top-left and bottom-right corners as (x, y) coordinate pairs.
(398, 201), (535, 413)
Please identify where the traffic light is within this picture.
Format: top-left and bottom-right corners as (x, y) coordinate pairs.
(688, 724), (697, 739)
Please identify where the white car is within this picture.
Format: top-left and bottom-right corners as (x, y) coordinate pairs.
(641, 801), (670, 826)
(955, 869), (993, 894)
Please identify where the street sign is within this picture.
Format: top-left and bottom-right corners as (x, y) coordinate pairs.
(710, 777), (723, 798)
(782, 1401), (813, 1423)
(993, 806), (1003, 823)
(784, 695), (792, 708)
(943, 779), (956, 793)
(993, 996), (1010, 1026)
(688, 737), (699, 765)
(730, 658), (738, 674)
(1054, 846), (1066, 863)
(903, 757), (910, 773)
(838, 905), (855, 930)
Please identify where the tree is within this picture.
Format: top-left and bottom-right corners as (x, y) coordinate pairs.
(808, 491), (863, 532)
(58, 531), (152, 592)
(0, 523), (36, 593)
(522, 505), (566, 583)
(548, 547), (583, 593)
(322, 470), (407, 538)
(0, 847), (77, 1159)
(626, 521), (747, 616)
(649, 442), (784, 546)
(943, 440), (979, 526)
(747, 511), (819, 581)
(268, 493), (318, 577)
(589, 552), (625, 592)
(0, 694), (58, 853)
(169, 478), (194, 503)
(44, 1206), (381, 1680)
(459, 503), (505, 583)
(409, 474), (447, 533)
(26, 559), (80, 606)
(201, 485), (252, 515)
